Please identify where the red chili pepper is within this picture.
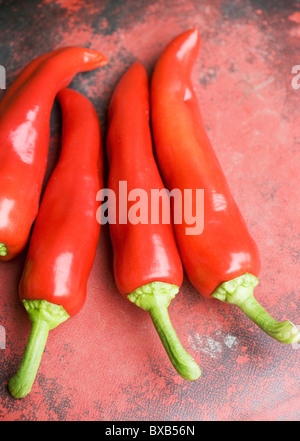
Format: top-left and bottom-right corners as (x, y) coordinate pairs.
(105, 61), (201, 381)
(0, 47), (107, 260)
(8, 88), (103, 398)
(151, 29), (300, 344)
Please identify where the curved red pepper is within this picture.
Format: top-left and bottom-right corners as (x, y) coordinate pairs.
(8, 88), (103, 398)
(0, 47), (107, 260)
(0, 48), (65, 115)
(151, 29), (300, 344)
(106, 62), (200, 381)
(107, 63), (183, 295)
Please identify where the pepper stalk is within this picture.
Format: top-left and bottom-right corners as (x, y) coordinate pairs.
(8, 299), (69, 398)
(212, 273), (300, 344)
(128, 281), (201, 381)
(0, 243), (7, 257)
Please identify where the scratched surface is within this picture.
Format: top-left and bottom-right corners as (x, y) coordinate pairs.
(0, 0), (299, 421)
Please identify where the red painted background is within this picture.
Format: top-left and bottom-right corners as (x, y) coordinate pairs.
(0, 0), (299, 421)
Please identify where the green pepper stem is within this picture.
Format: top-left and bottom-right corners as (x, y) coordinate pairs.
(9, 317), (49, 399)
(0, 242), (8, 256)
(212, 273), (300, 344)
(8, 299), (69, 399)
(127, 282), (201, 381)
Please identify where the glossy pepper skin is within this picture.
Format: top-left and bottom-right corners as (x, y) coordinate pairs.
(151, 29), (300, 344)
(106, 62), (200, 381)
(107, 62), (183, 295)
(0, 47), (107, 260)
(9, 88), (103, 398)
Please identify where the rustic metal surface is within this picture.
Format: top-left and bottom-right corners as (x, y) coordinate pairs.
(0, 0), (299, 421)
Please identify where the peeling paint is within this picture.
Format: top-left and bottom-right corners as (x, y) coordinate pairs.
(188, 332), (238, 358)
